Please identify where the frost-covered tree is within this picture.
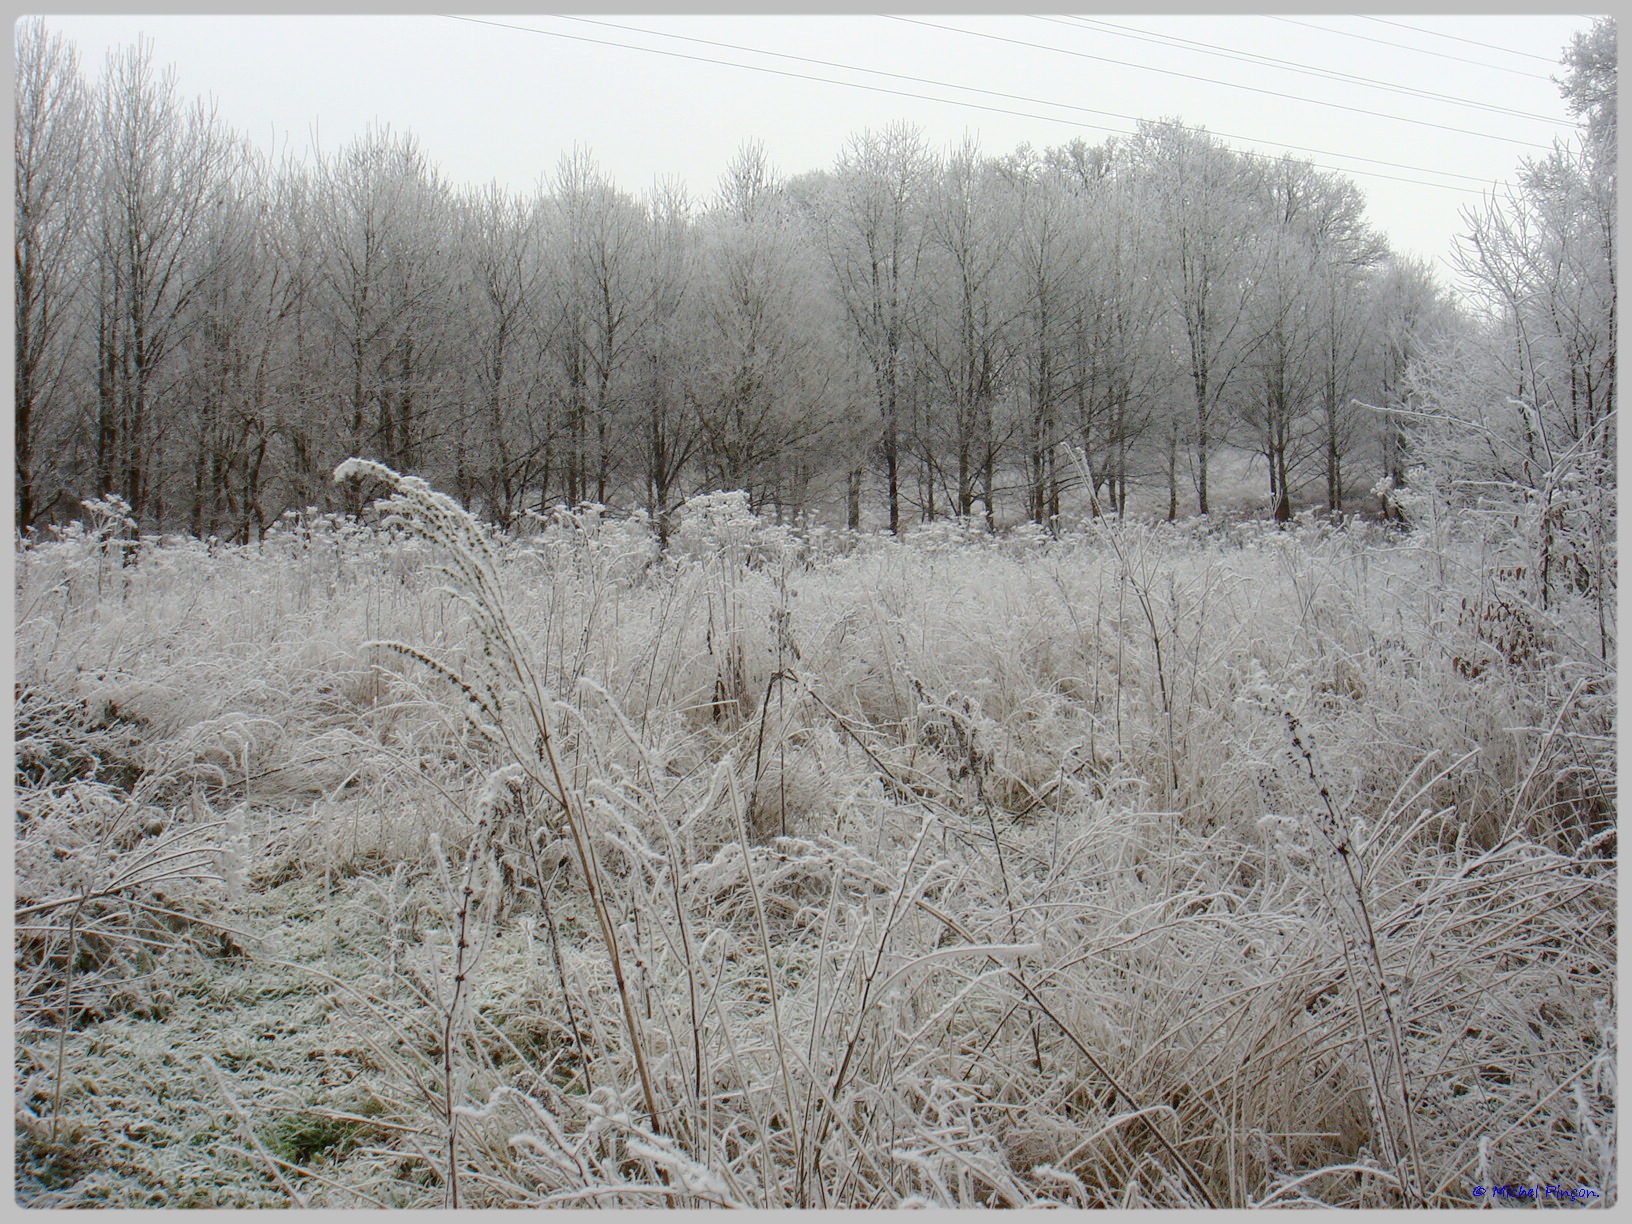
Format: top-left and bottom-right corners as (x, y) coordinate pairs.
(1130, 121), (1265, 517)
(1403, 18), (1615, 645)
(31, 19), (1580, 538)
(1369, 255), (1456, 514)
(996, 149), (1090, 525)
(1240, 158), (1324, 521)
(448, 183), (547, 525)
(174, 144), (285, 539)
(542, 148), (650, 506)
(14, 19), (90, 530)
(1241, 156), (1387, 518)
(634, 178), (700, 542)
(254, 158), (333, 511)
(1050, 138), (1170, 516)
(809, 123), (934, 531)
(913, 137), (1015, 523)
(1558, 16), (1615, 168)
(690, 143), (849, 516)
(91, 36), (238, 525)
(1310, 229), (1389, 513)
(312, 127), (454, 509)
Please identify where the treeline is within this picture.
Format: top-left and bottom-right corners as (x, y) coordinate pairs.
(13, 19), (1613, 542)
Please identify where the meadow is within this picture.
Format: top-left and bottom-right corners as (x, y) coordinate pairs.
(13, 468), (1615, 1208)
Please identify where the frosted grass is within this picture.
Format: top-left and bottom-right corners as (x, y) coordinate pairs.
(14, 482), (1614, 1207)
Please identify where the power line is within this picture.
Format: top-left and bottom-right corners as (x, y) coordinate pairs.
(548, 13), (1498, 188)
(1046, 15), (1563, 124)
(887, 15), (1555, 151)
(1266, 15), (1554, 81)
(442, 14), (1503, 197)
(439, 16), (1122, 137)
(1357, 16), (1564, 65)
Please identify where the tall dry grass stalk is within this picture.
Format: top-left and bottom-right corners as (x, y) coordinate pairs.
(333, 459), (666, 1142)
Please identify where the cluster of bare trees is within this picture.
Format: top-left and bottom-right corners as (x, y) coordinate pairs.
(1396, 19), (1615, 646)
(14, 20), (1607, 541)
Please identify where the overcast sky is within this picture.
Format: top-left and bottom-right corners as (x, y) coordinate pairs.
(32, 10), (1599, 271)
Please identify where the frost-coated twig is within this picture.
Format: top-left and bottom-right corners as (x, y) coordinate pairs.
(722, 762), (809, 1202)
(530, 847), (593, 1099)
(433, 802), (497, 1209)
(1286, 712), (1427, 1207)
(48, 902), (81, 1146)
(1061, 445), (1180, 796)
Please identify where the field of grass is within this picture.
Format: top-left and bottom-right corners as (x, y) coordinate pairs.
(13, 472), (1615, 1208)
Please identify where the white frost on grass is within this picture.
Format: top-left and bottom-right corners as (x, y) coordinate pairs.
(13, 478), (1615, 1208)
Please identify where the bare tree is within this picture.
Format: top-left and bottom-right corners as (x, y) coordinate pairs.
(999, 150), (1090, 526)
(812, 123), (933, 532)
(1132, 121), (1264, 517)
(1372, 255), (1452, 512)
(255, 158), (332, 512)
(1403, 19), (1615, 635)
(635, 179), (703, 543)
(91, 36), (237, 525)
(1052, 139), (1170, 515)
(1312, 240), (1390, 512)
(914, 137), (1015, 523)
(313, 126), (451, 510)
(15, 19), (91, 530)
(543, 148), (650, 507)
(451, 183), (546, 525)
(688, 142), (848, 517)
(175, 143), (285, 539)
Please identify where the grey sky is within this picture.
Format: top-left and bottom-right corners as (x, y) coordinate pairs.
(31, 11), (1598, 271)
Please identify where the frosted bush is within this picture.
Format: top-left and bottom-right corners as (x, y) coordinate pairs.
(901, 514), (993, 552)
(674, 490), (799, 568)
